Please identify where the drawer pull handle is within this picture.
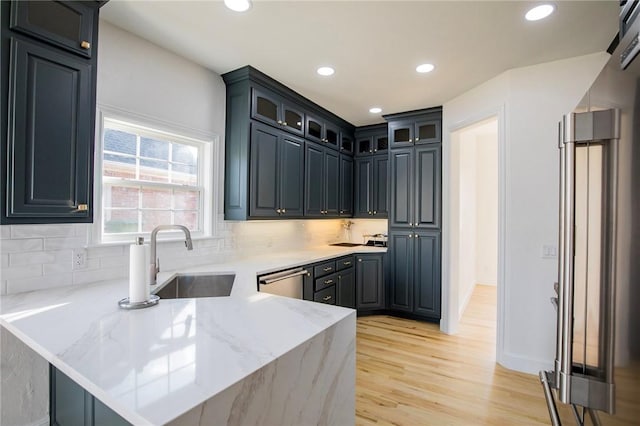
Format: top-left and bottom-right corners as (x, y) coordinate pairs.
(80, 40), (91, 49)
(323, 295), (332, 301)
(343, 261), (351, 266)
(323, 267), (333, 272)
(324, 279), (334, 285)
(75, 204), (88, 212)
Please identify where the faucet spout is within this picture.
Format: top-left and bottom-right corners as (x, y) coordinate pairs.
(149, 225), (193, 285)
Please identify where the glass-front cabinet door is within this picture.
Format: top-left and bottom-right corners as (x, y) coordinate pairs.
(374, 135), (389, 154)
(340, 134), (354, 154)
(306, 115), (324, 143)
(10, 0), (95, 58)
(252, 89), (280, 126)
(389, 121), (415, 148)
(415, 120), (441, 144)
(357, 137), (373, 155)
(282, 103), (304, 136)
(325, 124), (339, 150)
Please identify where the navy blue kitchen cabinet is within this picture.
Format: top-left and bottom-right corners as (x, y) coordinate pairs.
(356, 254), (385, 310)
(337, 263), (356, 309)
(249, 122), (304, 218)
(305, 143), (340, 217)
(387, 108), (442, 148)
(388, 230), (441, 319)
(355, 123), (388, 156)
(223, 66), (355, 220)
(51, 365), (130, 426)
(1, 0), (103, 224)
(339, 154), (354, 216)
(389, 145), (440, 229)
(355, 155), (388, 218)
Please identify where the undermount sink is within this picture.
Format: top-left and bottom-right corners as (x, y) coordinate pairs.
(154, 273), (235, 299)
(330, 242), (362, 247)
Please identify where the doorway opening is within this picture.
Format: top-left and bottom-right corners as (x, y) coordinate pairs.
(450, 116), (499, 354)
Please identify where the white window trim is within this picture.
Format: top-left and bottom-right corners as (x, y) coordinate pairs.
(93, 105), (219, 245)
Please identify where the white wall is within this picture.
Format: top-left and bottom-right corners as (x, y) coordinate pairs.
(475, 132), (498, 286)
(442, 51), (610, 374)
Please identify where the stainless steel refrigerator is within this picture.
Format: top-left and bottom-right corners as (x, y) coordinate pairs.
(540, 2), (640, 425)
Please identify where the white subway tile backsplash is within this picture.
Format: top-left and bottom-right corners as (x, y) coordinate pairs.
(7, 273), (73, 293)
(1, 254), (8, 268)
(0, 226), (10, 240)
(9, 250), (70, 266)
(1, 281), (6, 295)
(1, 265), (43, 280)
(43, 237), (86, 250)
(99, 255), (128, 269)
(72, 267), (125, 286)
(10, 224), (76, 239)
(1, 239), (43, 253)
(86, 245), (124, 259)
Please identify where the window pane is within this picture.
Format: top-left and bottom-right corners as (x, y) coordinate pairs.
(174, 211), (198, 231)
(171, 164), (197, 185)
(139, 159), (169, 182)
(140, 137), (169, 160)
(141, 210), (171, 232)
(103, 154), (136, 179)
(104, 186), (139, 209)
(173, 190), (199, 211)
(141, 187), (171, 209)
(104, 209), (138, 234)
(104, 129), (136, 155)
(172, 144), (197, 166)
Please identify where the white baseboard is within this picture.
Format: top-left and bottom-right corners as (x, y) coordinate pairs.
(457, 283), (476, 319)
(497, 351), (554, 375)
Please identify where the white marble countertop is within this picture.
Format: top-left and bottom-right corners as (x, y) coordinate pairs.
(0, 245), (385, 425)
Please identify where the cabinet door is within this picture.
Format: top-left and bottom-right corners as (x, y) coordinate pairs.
(413, 231), (441, 318)
(279, 135), (305, 217)
(388, 231), (414, 311)
(354, 157), (373, 217)
(340, 133), (354, 154)
(94, 399), (130, 426)
(337, 267), (356, 309)
(415, 119), (441, 145)
(305, 114), (324, 144)
(304, 143), (324, 216)
(324, 149), (340, 216)
(249, 123), (280, 218)
(389, 120), (415, 148)
(281, 102), (304, 136)
(10, 1), (95, 58)
(339, 155), (354, 216)
(251, 88), (281, 128)
(356, 254), (384, 309)
(373, 155), (388, 217)
(6, 38), (92, 222)
(389, 148), (414, 228)
(414, 145), (441, 228)
(51, 366), (90, 425)
(325, 123), (340, 150)
(356, 136), (373, 156)
(374, 134), (389, 154)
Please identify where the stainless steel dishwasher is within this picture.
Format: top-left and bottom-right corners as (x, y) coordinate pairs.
(258, 267), (308, 299)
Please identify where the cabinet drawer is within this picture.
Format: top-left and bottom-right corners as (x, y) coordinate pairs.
(315, 272), (338, 292)
(314, 260), (336, 277)
(336, 256), (354, 271)
(314, 286), (336, 305)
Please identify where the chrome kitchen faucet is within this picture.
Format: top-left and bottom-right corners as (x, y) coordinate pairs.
(150, 225), (193, 285)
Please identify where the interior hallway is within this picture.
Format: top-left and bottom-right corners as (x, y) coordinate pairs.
(356, 285), (574, 425)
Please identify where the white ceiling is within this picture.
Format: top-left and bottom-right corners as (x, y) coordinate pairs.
(100, 1), (618, 126)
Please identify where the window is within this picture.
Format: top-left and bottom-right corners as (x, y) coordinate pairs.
(97, 116), (213, 243)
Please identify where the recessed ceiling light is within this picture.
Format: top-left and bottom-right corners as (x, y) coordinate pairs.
(369, 107), (382, 114)
(224, 0), (251, 12)
(416, 63), (435, 74)
(317, 66), (335, 76)
(525, 4), (554, 21)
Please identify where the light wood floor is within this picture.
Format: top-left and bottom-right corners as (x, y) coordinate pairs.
(356, 285), (575, 425)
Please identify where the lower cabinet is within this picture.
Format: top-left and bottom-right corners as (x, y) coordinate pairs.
(356, 254), (385, 310)
(388, 230), (441, 319)
(51, 365), (130, 426)
(336, 263), (356, 309)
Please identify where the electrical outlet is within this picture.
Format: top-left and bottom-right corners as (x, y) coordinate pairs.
(72, 249), (87, 270)
(542, 245), (557, 259)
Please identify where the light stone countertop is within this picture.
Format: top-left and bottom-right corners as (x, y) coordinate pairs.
(0, 245), (386, 425)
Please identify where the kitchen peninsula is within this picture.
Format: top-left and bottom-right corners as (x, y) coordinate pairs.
(0, 245), (384, 425)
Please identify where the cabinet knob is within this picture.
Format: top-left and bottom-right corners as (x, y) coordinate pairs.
(374, 149), (378, 152)
(373, 211), (377, 215)
(409, 222), (413, 226)
(358, 258), (362, 262)
(277, 120), (283, 125)
(409, 138), (413, 142)
(75, 204), (88, 212)
(368, 211), (372, 215)
(80, 40), (91, 50)
(276, 209), (281, 213)
(283, 122), (287, 126)
(416, 234), (420, 238)
(323, 295), (332, 301)
(369, 150), (373, 153)
(282, 209), (286, 213)
(409, 234), (413, 238)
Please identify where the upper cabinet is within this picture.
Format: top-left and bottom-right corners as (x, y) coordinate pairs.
(355, 123), (389, 156)
(1, 0), (104, 224)
(252, 87), (305, 136)
(10, 0), (96, 58)
(386, 108), (442, 148)
(222, 66), (355, 220)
